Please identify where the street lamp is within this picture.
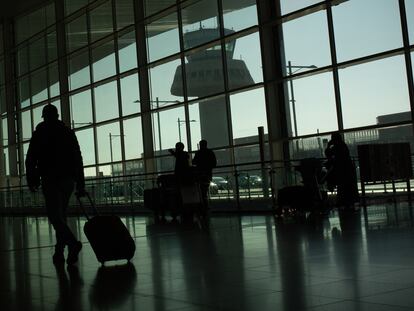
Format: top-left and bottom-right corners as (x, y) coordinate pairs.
(177, 118), (196, 142)
(287, 61), (317, 137)
(134, 97), (180, 150)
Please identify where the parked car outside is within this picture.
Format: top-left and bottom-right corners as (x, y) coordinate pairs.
(212, 176), (229, 190)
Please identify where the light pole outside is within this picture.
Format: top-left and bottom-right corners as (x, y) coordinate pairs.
(177, 118), (197, 142)
(287, 61), (317, 137)
(109, 133), (124, 175)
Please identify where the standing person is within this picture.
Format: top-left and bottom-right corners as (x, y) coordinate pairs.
(168, 142), (190, 180)
(325, 132), (359, 212)
(26, 104), (85, 265)
(192, 140), (217, 209)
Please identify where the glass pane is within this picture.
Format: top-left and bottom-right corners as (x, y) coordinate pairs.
(287, 72), (337, 136)
(226, 32), (262, 90)
(339, 56), (411, 129)
(146, 12), (180, 62)
(17, 46), (29, 76)
(29, 36), (46, 70)
(144, 0), (176, 17)
(66, 14), (88, 52)
(70, 90), (93, 128)
(90, 1), (114, 43)
(21, 110), (32, 141)
(65, 0), (88, 16)
(230, 88), (268, 142)
(153, 106), (186, 152)
(68, 51), (91, 90)
(116, 0), (135, 30)
(97, 122), (122, 163)
(280, 0), (322, 15)
(76, 128), (96, 165)
(31, 69), (48, 104)
(120, 74), (140, 116)
(47, 30), (58, 62)
(188, 95), (229, 149)
(283, 10), (330, 75)
(118, 31), (137, 72)
(49, 62), (60, 98)
(94, 81), (119, 122)
(150, 59), (182, 104)
(123, 117), (143, 160)
(184, 44), (225, 99)
(290, 135), (330, 161)
(222, 0), (258, 32)
(407, 0), (414, 44)
(181, 0), (219, 50)
(4, 147), (9, 175)
(2, 118), (8, 146)
(0, 87), (5, 114)
(84, 166), (96, 177)
(0, 60), (4, 86)
(19, 77), (30, 108)
(92, 41), (116, 82)
(333, 0), (403, 62)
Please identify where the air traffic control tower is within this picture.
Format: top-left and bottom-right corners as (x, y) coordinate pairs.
(171, 28), (254, 148)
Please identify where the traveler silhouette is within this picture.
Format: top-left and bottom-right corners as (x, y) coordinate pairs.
(25, 104), (85, 265)
(192, 140), (217, 207)
(168, 142), (190, 179)
(325, 132), (359, 212)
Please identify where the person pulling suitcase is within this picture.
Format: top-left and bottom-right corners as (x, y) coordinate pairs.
(26, 104), (85, 265)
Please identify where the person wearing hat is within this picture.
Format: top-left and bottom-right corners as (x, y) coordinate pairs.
(26, 104), (85, 265)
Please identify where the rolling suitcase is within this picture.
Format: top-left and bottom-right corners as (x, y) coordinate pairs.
(78, 193), (136, 264)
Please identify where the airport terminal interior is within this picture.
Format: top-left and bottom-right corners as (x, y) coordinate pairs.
(1, 0), (414, 310)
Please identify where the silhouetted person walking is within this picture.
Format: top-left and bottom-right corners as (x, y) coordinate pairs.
(26, 104), (85, 265)
(193, 140), (217, 207)
(325, 132), (359, 212)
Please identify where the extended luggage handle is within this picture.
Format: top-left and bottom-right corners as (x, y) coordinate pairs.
(76, 192), (100, 220)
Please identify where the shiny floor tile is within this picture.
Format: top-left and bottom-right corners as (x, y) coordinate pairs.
(1, 205), (414, 310)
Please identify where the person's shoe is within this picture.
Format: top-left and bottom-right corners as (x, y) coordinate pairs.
(52, 248), (65, 265)
(67, 241), (82, 265)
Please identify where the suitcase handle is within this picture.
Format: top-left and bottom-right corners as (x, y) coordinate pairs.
(77, 192), (99, 220)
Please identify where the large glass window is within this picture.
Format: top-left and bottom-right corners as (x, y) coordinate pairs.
(29, 36), (47, 71)
(120, 74), (140, 116)
(153, 106), (186, 152)
(144, 0), (176, 17)
(280, 0), (322, 15)
(97, 122), (122, 163)
(226, 32), (262, 90)
(230, 88), (268, 142)
(90, 1), (114, 42)
(123, 117), (143, 160)
(70, 90), (93, 129)
(18, 77), (30, 109)
(188, 95), (229, 149)
(49, 62), (60, 98)
(47, 30), (58, 62)
(407, 0), (414, 44)
(332, 0), (403, 62)
(92, 41), (116, 82)
(339, 56), (410, 129)
(65, 0), (88, 16)
(181, 0), (219, 50)
(184, 44), (225, 99)
(222, 0), (258, 32)
(94, 81), (119, 122)
(116, 0), (135, 30)
(76, 128), (96, 165)
(31, 68), (48, 104)
(68, 51), (91, 90)
(66, 14), (88, 52)
(150, 59), (182, 104)
(283, 10), (330, 75)
(287, 72), (337, 136)
(21, 110), (32, 141)
(17, 46), (29, 76)
(2, 118), (8, 146)
(146, 12), (180, 62)
(118, 31), (137, 72)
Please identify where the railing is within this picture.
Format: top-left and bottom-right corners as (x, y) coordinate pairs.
(1, 158), (413, 213)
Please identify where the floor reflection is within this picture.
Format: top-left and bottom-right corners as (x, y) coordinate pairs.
(1, 206), (414, 310)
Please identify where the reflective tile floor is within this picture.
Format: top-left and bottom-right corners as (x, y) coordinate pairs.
(1, 204), (414, 310)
